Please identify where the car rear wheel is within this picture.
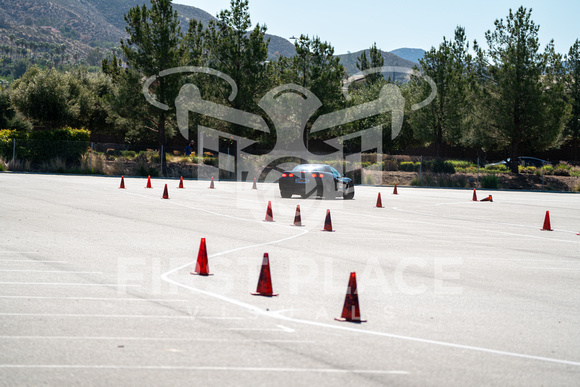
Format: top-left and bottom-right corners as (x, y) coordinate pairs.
(280, 190), (292, 198)
(343, 183), (354, 200)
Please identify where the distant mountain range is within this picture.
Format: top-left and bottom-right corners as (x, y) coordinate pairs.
(337, 49), (422, 77)
(0, 0), (424, 72)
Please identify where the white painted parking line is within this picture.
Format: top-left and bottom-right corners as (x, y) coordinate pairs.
(0, 364), (408, 374)
(522, 266), (580, 270)
(0, 270), (102, 274)
(197, 316), (244, 320)
(0, 282), (135, 287)
(0, 313), (236, 320)
(0, 260), (66, 262)
(0, 252), (41, 255)
(0, 295), (187, 302)
(227, 325), (295, 333)
(163, 252), (580, 368)
(277, 325), (296, 333)
(0, 336), (311, 343)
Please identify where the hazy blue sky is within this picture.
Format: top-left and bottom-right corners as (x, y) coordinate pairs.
(173, 0), (579, 55)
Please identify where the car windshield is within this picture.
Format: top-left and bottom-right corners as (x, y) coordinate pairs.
(292, 164), (326, 172)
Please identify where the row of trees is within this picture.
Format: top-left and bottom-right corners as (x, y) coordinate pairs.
(413, 8), (579, 172)
(1, 0), (579, 175)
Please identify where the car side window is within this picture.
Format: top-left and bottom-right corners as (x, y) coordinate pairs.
(330, 167), (340, 177)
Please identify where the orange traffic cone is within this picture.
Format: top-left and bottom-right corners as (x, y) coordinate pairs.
(480, 195), (493, 202)
(293, 205), (303, 227)
(178, 176), (184, 189)
(162, 184), (169, 199)
(264, 201), (274, 222)
(322, 209), (334, 232)
(393, 183), (398, 195)
(119, 176), (125, 189)
(146, 175), (152, 188)
(209, 177), (215, 189)
(252, 177), (257, 190)
(335, 272), (366, 323)
(541, 211), (553, 231)
(472, 189), (477, 201)
(190, 238), (212, 276)
(251, 253), (278, 297)
(376, 192), (384, 208)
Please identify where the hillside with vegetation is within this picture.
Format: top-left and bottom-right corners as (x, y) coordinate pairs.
(338, 49), (418, 77)
(0, 0), (298, 79)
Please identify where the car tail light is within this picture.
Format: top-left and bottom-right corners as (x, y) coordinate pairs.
(289, 173), (294, 177)
(312, 173), (324, 178)
(311, 173), (317, 178)
(319, 173), (324, 178)
(282, 173), (287, 177)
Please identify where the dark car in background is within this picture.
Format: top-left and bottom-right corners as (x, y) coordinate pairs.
(485, 156), (549, 168)
(278, 164), (355, 199)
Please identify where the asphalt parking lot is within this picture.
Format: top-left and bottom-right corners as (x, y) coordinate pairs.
(1, 173), (579, 386)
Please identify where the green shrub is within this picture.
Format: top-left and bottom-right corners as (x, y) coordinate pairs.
(481, 173), (500, 189)
(0, 128), (90, 164)
(0, 129), (26, 160)
(400, 161), (415, 172)
(202, 152), (217, 166)
(434, 159), (455, 174)
(543, 165), (554, 175)
(456, 166), (477, 173)
(420, 159), (455, 174)
(553, 168), (570, 176)
(120, 150), (137, 159)
(448, 160), (475, 168)
(555, 163), (571, 170)
(485, 164), (508, 172)
(519, 166), (537, 174)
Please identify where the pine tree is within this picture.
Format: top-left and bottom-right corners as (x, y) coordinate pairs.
(474, 7), (570, 173)
(120, 0), (184, 174)
(413, 27), (471, 157)
(566, 39), (580, 160)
